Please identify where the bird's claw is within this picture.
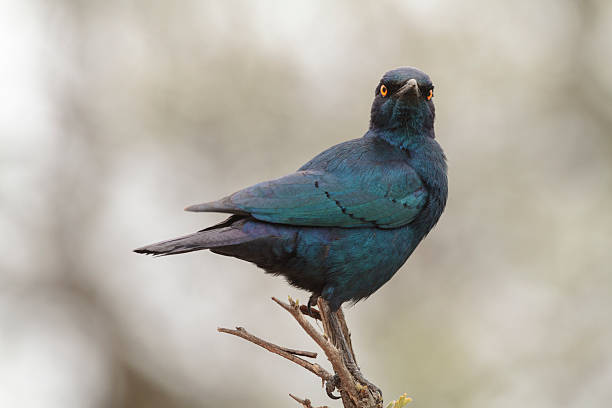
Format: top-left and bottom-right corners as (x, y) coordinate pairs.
(325, 374), (341, 400)
(355, 374), (382, 398)
(307, 294), (319, 317)
(346, 361), (382, 398)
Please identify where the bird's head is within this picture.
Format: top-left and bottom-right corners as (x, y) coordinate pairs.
(369, 67), (435, 139)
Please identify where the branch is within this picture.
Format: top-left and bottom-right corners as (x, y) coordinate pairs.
(217, 326), (331, 380)
(289, 393), (330, 408)
(300, 304), (322, 320)
(218, 326), (317, 358)
(218, 296), (385, 408)
(272, 297), (360, 403)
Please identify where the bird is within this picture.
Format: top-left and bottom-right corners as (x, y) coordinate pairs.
(135, 67), (448, 313)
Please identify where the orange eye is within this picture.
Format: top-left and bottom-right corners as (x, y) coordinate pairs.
(380, 84), (388, 97)
(427, 89), (433, 100)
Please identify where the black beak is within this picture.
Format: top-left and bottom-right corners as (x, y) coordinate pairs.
(397, 78), (420, 97)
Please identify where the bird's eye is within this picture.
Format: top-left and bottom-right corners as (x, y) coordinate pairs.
(380, 84), (388, 97)
(427, 89), (433, 100)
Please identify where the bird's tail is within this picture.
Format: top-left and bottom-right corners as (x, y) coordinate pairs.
(134, 218), (251, 256)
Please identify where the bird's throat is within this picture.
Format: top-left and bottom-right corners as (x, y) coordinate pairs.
(374, 126), (434, 151)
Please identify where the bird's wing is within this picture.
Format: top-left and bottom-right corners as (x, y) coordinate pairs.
(186, 168), (427, 229)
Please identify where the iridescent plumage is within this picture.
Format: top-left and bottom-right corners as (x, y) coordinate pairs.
(135, 67), (447, 311)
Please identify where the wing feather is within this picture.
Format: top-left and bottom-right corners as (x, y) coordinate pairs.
(187, 168), (427, 229)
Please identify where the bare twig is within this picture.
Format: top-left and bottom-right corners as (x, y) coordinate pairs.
(217, 326), (330, 380)
(279, 346), (318, 359)
(218, 326), (317, 358)
(289, 393), (329, 408)
(300, 305), (322, 320)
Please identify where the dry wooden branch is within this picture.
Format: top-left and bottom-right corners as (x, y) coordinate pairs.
(218, 296), (384, 408)
(218, 326), (318, 358)
(217, 326), (330, 380)
(272, 297), (361, 404)
(317, 299), (382, 405)
(299, 304), (322, 320)
(289, 393), (330, 408)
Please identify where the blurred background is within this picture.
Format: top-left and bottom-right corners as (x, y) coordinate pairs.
(1, 1), (611, 407)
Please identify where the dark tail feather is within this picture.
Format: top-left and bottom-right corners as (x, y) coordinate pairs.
(134, 223), (251, 257)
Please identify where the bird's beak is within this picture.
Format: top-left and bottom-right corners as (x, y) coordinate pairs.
(397, 78), (420, 98)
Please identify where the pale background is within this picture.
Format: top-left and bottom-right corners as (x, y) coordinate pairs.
(1, 1), (612, 407)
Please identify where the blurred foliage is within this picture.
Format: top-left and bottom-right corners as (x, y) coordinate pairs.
(386, 393), (412, 408)
(1, 1), (611, 408)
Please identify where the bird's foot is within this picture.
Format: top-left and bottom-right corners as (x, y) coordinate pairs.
(325, 374), (341, 399)
(346, 361), (382, 398)
(307, 294), (319, 317)
(325, 370), (381, 400)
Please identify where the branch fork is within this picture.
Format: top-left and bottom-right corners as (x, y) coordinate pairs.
(218, 296), (384, 408)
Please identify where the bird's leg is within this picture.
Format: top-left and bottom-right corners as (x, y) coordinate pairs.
(345, 359), (382, 398)
(327, 308), (383, 398)
(325, 374), (341, 399)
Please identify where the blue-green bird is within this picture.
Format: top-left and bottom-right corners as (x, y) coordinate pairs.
(135, 67), (448, 312)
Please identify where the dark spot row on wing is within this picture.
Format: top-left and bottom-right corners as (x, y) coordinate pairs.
(314, 178), (419, 227)
(320, 188), (379, 226)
